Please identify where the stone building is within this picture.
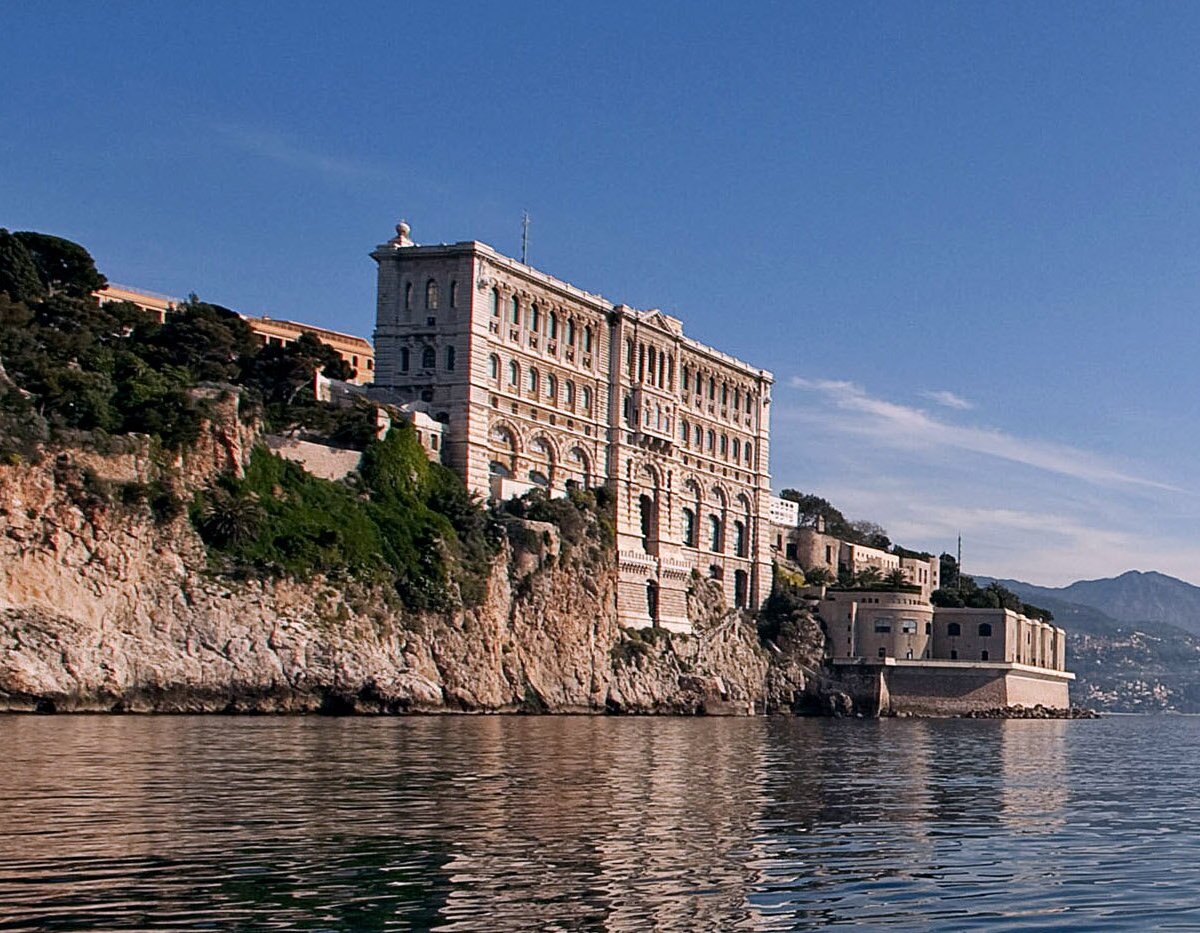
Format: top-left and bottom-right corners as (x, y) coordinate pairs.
(243, 316), (375, 385)
(96, 284), (375, 384)
(370, 221), (774, 632)
(821, 588), (936, 661)
(818, 589), (1074, 712)
(771, 522), (940, 598)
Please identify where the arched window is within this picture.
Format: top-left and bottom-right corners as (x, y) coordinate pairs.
(421, 345), (436, 369)
(626, 339), (635, 371)
(445, 346), (456, 371)
(709, 515), (722, 552)
(530, 302), (540, 332)
(720, 434), (728, 457)
(566, 319), (576, 345)
(449, 280), (458, 308)
(565, 380), (575, 406)
(510, 295), (520, 324)
(746, 392), (753, 413)
(549, 312), (558, 340)
(734, 389), (741, 410)
(425, 279), (439, 310)
(646, 580), (659, 622)
(546, 373), (556, 399)
(706, 430), (715, 451)
(708, 377), (716, 400)
(682, 508), (696, 547)
(400, 347), (410, 372)
(734, 520), (747, 557)
(528, 367), (539, 394)
(683, 367), (691, 393)
(508, 361), (519, 386)
(978, 623), (993, 637)
(694, 425), (702, 446)
(981, 650), (990, 661)
(745, 442), (753, 465)
(488, 354), (500, 380)
(584, 326), (593, 353)
(491, 288), (500, 317)
(681, 419), (689, 443)
(404, 282), (413, 310)
(647, 346), (656, 381)
(732, 438), (741, 460)
(947, 622), (962, 637)
(581, 386), (591, 411)
(721, 384), (728, 405)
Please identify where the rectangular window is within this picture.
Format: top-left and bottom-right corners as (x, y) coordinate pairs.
(900, 620), (917, 634)
(874, 623), (892, 634)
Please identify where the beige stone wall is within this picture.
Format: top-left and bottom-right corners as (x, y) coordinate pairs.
(929, 608), (1065, 673)
(881, 663), (1072, 714)
(245, 317), (375, 385)
(263, 436), (362, 481)
(820, 589), (934, 661)
(785, 527), (842, 575)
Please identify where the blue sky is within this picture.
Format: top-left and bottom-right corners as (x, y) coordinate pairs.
(5, 2), (1200, 585)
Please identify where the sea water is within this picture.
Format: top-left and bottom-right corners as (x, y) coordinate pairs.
(0, 714), (1191, 930)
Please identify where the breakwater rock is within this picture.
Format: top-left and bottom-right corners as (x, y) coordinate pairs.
(961, 705), (1101, 720)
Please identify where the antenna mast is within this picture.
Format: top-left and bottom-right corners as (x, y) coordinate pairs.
(956, 534), (962, 592)
(520, 211), (530, 264)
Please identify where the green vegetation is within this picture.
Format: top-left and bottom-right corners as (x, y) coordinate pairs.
(194, 424), (501, 610)
(931, 553), (1054, 621)
(496, 484), (615, 551)
(0, 228), (524, 610)
(610, 624), (671, 667)
(758, 562), (813, 643)
(779, 489), (891, 549)
(0, 228), (366, 460)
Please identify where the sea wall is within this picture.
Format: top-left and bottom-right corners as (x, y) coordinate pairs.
(829, 660), (1073, 716)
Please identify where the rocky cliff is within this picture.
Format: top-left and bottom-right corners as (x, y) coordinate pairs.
(0, 417), (819, 714)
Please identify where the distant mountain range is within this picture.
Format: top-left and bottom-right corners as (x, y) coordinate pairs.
(982, 570), (1200, 636)
(975, 570), (1200, 712)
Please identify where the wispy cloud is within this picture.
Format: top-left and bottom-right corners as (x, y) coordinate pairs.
(210, 123), (388, 183)
(786, 377), (1178, 493)
(921, 389), (974, 410)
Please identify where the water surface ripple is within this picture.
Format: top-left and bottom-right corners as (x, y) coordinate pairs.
(0, 715), (1191, 930)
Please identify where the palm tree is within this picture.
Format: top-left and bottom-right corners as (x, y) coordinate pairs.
(855, 565), (882, 588)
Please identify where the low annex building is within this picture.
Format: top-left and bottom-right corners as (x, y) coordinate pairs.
(369, 221), (774, 632)
(96, 284), (375, 385)
(815, 586), (1074, 713)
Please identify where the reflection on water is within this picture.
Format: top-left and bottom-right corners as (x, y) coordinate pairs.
(0, 714), (1196, 930)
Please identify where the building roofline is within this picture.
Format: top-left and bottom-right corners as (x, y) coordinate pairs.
(373, 238), (773, 381)
(99, 283), (182, 306)
(245, 315), (373, 350)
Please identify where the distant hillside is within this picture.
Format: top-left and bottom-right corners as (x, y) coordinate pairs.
(977, 574), (1200, 713)
(983, 571), (1200, 636)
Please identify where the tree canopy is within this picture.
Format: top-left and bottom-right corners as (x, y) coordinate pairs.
(0, 229), (370, 458)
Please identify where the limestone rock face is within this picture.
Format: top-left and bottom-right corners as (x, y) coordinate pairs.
(0, 444), (795, 714)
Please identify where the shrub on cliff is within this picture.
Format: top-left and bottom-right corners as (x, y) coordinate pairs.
(194, 423), (500, 610)
(497, 483), (615, 555)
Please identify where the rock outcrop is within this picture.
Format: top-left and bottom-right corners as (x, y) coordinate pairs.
(0, 424), (816, 714)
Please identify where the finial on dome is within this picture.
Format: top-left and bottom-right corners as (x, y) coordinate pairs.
(390, 219), (413, 247)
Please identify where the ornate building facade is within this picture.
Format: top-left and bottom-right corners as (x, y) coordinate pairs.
(371, 222), (774, 632)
